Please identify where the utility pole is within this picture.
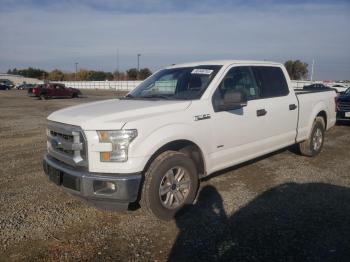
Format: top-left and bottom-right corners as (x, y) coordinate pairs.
(137, 53), (141, 71)
(75, 62), (79, 81)
(116, 48), (119, 81)
(311, 59), (315, 82)
(137, 53), (141, 80)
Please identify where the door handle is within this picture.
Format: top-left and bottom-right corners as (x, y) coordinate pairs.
(289, 104), (297, 110)
(257, 109), (267, 117)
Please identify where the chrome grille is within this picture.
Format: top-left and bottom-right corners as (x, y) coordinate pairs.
(47, 121), (87, 167)
(338, 102), (350, 111)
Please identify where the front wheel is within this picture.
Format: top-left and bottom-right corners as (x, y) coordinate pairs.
(141, 151), (199, 220)
(39, 94), (47, 100)
(298, 116), (325, 157)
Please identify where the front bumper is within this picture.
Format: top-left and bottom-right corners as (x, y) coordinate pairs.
(43, 154), (142, 210)
(337, 111), (350, 121)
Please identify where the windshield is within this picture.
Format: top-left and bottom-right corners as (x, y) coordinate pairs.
(345, 87), (350, 94)
(127, 65), (222, 100)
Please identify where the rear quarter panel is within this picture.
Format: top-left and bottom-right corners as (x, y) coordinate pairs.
(296, 91), (337, 142)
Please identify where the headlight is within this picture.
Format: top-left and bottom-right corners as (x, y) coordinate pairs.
(97, 129), (137, 162)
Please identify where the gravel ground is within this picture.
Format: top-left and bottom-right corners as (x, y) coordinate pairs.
(0, 89), (349, 262)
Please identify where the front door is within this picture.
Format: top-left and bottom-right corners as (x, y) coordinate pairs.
(208, 65), (298, 173)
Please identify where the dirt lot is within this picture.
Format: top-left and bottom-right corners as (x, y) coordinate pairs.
(0, 89), (350, 261)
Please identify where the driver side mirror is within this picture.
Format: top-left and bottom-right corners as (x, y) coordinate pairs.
(218, 90), (248, 111)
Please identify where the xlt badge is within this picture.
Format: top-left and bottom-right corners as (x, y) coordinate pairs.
(194, 114), (211, 121)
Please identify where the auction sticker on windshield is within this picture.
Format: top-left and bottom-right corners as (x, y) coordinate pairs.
(191, 69), (213, 75)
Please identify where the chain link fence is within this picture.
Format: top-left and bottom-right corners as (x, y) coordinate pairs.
(58, 81), (143, 91)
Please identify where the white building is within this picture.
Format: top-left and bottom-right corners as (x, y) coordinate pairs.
(0, 73), (42, 85)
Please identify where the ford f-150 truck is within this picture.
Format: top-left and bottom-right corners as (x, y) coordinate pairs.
(42, 60), (337, 220)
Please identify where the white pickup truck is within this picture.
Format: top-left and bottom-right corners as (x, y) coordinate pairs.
(43, 60), (337, 219)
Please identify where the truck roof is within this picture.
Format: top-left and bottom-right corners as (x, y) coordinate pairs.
(168, 60), (282, 68)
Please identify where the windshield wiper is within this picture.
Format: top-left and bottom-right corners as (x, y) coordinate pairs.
(120, 93), (134, 99)
(139, 94), (171, 99)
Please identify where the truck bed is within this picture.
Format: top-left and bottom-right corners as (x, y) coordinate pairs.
(294, 89), (336, 95)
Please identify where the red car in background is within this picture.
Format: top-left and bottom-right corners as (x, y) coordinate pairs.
(28, 83), (81, 99)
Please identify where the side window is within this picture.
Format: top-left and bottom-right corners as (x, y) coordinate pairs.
(214, 66), (259, 102)
(252, 66), (289, 98)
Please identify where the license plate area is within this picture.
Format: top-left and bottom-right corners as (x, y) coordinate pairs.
(48, 166), (62, 185)
(345, 112), (350, 117)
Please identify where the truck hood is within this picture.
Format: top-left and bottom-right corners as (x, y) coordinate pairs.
(47, 98), (191, 130)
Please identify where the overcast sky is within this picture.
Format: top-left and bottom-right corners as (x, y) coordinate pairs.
(0, 0), (349, 80)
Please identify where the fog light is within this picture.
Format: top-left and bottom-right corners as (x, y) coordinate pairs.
(93, 180), (117, 195)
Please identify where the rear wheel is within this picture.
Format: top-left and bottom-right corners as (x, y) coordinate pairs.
(298, 116), (325, 157)
(141, 151), (199, 220)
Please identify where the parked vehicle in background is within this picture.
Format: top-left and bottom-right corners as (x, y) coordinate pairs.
(42, 60), (337, 220)
(332, 84), (348, 93)
(28, 83), (81, 99)
(303, 83), (336, 92)
(0, 83), (11, 90)
(17, 83), (36, 90)
(336, 87), (350, 121)
(0, 79), (14, 88)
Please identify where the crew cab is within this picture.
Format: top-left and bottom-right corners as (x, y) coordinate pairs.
(42, 60), (337, 220)
(29, 83), (81, 99)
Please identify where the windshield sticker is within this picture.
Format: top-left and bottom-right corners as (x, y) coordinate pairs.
(191, 69), (213, 75)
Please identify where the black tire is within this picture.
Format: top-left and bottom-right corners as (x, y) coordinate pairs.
(72, 93), (78, 98)
(141, 151), (199, 220)
(298, 116), (325, 157)
(39, 94), (47, 100)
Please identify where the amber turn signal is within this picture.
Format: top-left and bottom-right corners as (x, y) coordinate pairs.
(100, 152), (111, 161)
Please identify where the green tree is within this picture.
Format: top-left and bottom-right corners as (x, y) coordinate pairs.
(88, 71), (113, 81)
(48, 69), (65, 81)
(7, 68), (18, 75)
(138, 68), (152, 80)
(113, 70), (127, 80)
(126, 68), (138, 80)
(76, 69), (90, 81)
(284, 60), (308, 80)
(8, 67), (48, 79)
(63, 72), (75, 81)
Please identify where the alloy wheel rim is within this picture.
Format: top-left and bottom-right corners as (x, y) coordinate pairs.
(159, 166), (191, 209)
(312, 128), (323, 151)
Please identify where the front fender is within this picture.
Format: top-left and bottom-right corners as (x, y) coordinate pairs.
(129, 123), (209, 166)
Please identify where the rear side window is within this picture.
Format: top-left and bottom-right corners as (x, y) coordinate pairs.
(252, 66), (289, 98)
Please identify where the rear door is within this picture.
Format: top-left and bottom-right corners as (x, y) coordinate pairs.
(250, 66), (298, 149)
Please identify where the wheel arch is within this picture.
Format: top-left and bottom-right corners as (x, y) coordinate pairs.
(143, 139), (206, 177)
(316, 110), (327, 128)
(305, 103), (328, 139)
